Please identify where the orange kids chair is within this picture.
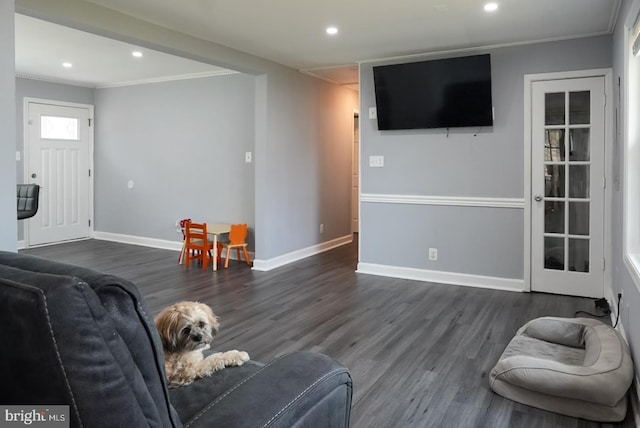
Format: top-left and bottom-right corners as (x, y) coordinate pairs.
(220, 224), (252, 268)
(184, 222), (220, 271)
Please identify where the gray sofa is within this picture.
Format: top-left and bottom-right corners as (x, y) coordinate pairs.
(0, 251), (353, 427)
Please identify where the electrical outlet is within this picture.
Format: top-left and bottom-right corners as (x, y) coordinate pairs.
(245, 152), (252, 163)
(319, 223), (324, 234)
(429, 248), (438, 261)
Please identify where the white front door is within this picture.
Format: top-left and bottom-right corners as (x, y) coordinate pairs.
(530, 77), (605, 298)
(26, 102), (92, 246)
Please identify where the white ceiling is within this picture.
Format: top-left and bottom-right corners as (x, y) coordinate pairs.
(15, 0), (621, 89)
(15, 14), (234, 88)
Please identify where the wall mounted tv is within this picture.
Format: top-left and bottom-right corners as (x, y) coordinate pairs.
(373, 54), (493, 130)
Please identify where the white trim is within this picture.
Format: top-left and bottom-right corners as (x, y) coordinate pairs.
(626, 253), (640, 291)
(523, 71), (533, 294)
(252, 235), (353, 271)
(604, 71), (615, 303)
(17, 240), (26, 250)
(94, 232), (352, 270)
(16, 73), (95, 88)
(22, 98), (95, 248)
(357, 32), (615, 66)
(356, 263), (525, 293)
(93, 231), (183, 252)
(610, 0), (624, 34)
(92, 231), (258, 263)
(352, 108), (360, 235)
(299, 68), (358, 87)
(623, 1), (640, 296)
(357, 62), (363, 267)
(523, 68), (614, 295)
(524, 68), (613, 83)
(16, 70), (239, 89)
(95, 70), (239, 88)
(360, 193), (524, 209)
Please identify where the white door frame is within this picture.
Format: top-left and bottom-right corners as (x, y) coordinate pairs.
(352, 109), (360, 235)
(523, 69), (613, 294)
(22, 97), (95, 247)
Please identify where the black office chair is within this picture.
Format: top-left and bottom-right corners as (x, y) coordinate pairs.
(17, 184), (40, 220)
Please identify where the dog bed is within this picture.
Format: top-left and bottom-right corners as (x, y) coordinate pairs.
(489, 317), (634, 422)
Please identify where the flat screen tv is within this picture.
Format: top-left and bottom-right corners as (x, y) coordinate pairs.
(373, 54), (493, 130)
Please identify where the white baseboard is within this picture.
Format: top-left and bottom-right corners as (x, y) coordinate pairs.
(17, 240), (26, 250)
(252, 235), (353, 271)
(356, 262), (525, 293)
(23, 230), (350, 270)
(92, 231), (184, 252)
(93, 231), (353, 268)
(92, 231), (254, 262)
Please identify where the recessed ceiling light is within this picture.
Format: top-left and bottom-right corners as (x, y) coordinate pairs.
(484, 2), (498, 12)
(62, 62), (73, 68)
(132, 51), (143, 58)
(326, 26), (338, 35)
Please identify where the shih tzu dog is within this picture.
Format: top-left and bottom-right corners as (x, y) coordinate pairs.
(154, 301), (250, 388)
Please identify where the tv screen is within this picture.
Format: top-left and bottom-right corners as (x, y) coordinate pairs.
(373, 54), (493, 130)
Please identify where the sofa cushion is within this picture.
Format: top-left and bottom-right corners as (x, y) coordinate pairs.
(169, 360), (264, 424)
(171, 351), (352, 428)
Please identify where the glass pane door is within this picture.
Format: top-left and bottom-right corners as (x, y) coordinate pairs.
(543, 91), (591, 273)
(530, 75), (604, 298)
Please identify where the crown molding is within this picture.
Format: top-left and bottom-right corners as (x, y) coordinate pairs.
(16, 69), (239, 89)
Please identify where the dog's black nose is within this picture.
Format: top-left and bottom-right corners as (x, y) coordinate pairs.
(193, 334), (203, 342)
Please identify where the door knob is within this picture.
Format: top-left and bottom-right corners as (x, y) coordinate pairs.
(31, 173), (37, 179)
(534, 194), (542, 202)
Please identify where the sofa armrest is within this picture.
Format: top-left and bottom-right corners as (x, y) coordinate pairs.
(181, 351), (352, 428)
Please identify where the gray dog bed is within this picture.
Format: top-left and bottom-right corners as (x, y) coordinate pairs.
(490, 317), (634, 422)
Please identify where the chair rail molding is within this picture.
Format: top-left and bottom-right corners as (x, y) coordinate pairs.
(360, 193), (525, 209)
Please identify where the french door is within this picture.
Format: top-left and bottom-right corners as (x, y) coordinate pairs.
(530, 77), (605, 298)
(26, 101), (92, 246)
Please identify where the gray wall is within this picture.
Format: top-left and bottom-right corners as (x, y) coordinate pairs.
(16, 0), (359, 264)
(612, 0), (640, 381)
(359, 35), (612, 279)
(94, 73), (256, 244)
(256, 69), (358, 260)
(0, 1), (16, 251)
(15, 77), (95, 241)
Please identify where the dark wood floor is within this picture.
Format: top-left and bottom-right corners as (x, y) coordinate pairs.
(22, 239), (634, 428)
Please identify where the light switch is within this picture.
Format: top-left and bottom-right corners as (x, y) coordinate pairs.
(369, 107), (377, 120)
(369, 155), (384, 167)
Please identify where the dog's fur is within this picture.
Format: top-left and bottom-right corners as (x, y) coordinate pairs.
(154, 301), (249, 388)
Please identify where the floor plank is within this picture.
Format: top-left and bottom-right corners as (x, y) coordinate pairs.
(20, 239), (635, 428)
